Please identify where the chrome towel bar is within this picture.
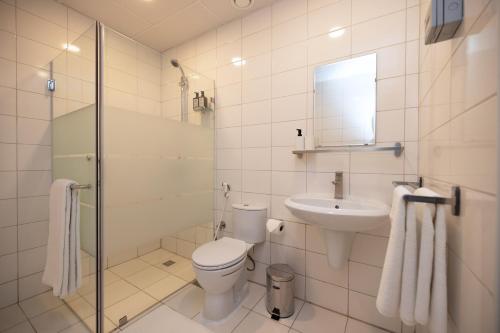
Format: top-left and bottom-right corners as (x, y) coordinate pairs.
(392, 177), (461, 216)
(392, 177), (423, 189)
(70, 184), (92, 190)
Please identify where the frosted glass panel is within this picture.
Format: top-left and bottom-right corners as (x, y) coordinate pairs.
(103, 107), (214, 257)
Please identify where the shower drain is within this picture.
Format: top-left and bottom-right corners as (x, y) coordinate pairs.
(163, 260), (176, 267)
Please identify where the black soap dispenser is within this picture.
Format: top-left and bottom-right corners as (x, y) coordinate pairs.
(295, 128), (305, 150)
(193, 92), (199, 111)
(198, 90), (208, 110)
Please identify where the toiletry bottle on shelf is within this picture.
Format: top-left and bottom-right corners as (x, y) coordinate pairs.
(193, 92), (199, 111)
(198, 91), (208, 110)
(296, 129), (305, 150)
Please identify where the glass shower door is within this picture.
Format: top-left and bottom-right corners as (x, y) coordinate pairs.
(51, 23), (100, 332)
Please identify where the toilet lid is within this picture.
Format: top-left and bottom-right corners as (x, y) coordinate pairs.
(192, 237), (247, 269)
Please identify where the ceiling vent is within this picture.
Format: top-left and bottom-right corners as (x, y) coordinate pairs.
(232, 0), (254, 9)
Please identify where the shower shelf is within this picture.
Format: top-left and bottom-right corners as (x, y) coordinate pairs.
(292, 142), (404, 158)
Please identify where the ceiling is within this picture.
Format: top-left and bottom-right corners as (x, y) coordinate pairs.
(58, 0), (274, 52)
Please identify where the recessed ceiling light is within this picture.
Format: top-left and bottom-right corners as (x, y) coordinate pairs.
(63, 43), (80, 53)
(232, 0), (253, 9)
(328, 27), (345, 39)
(231, 57), (246, 66)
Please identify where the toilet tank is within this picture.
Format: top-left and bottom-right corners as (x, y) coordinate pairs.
(232, 204), (267, 244)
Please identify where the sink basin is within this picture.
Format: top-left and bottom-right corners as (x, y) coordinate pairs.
(285, 193), (390, 269)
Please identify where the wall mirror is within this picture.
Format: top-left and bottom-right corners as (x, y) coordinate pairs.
(313, 53), (377, 147)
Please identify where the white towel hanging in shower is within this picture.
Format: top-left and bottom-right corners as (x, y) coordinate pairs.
(42, 179), (81, 297)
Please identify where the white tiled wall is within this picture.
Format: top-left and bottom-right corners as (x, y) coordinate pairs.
(418, 0), (498, 332)
(0, 0), (95, 307)
(162, 0), (420, 331)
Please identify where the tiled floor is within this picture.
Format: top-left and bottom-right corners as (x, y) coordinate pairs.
(0, 249), (390, 333)
(121, 281), (392, 333)
(0, 248), (194, 333)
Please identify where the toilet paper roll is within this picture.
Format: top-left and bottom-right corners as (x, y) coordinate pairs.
(266, 219), (284, 234)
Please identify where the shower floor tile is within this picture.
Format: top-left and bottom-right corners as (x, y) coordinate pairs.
(108, 259), (150, 278)
(105, 291), (156, 325)
(125, 266), (170, 289)
(139, 249), (175, 265)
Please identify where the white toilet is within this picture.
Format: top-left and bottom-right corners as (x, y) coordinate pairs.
(192, 203), (267, 321)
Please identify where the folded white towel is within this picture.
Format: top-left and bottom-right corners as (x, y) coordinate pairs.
(399, 199), (417, 326)
(376, 185), (411, 317)
(42, 179), (81, 297)
(414, 187), (436, 326)
(429, 196), (447, 333)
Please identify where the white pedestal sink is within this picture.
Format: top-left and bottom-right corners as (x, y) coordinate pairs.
(285, 193), (390, 269)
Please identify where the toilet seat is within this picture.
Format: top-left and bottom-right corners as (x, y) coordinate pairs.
(192, 237), (247, 271)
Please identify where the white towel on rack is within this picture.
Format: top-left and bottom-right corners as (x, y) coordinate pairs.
(414, 187), (436, 326)
(429, 194), (447, 333)
(42, 179), (81, 297)
(399, 199), (417, 326)
(376, 185), (410, 317)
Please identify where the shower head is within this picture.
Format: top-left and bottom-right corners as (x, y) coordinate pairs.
(170, 58), (187, 80)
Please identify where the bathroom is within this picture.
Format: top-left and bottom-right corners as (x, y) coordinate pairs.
(0, 0), (498, 332)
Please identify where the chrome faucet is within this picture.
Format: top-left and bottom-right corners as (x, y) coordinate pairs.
(331, 171), (343, 199)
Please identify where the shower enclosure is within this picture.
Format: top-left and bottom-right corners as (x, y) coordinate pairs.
(50, 23), (215, 332)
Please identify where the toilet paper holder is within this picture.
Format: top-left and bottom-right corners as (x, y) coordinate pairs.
(267, 219), (284, 234)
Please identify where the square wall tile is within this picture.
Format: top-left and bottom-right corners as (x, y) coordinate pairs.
(0, 171), (17, 199)
(272, 0), (307, 25)
(0, 226), (17, 256)
(349, 234), (388, 267)
(306, 251), (348, 287)
(18, 272), (50, 301)
(0, 2), (16, 33)
(0, 199), (17, 228)
(306, 277), (348, 314)
(18, 246), (47, 277)
(242, 29), (271, 58)
(0, 143), (16, 171)
(348, 261), (382, 297)
(0, 86), (16, 116)
(17, 118), (51, 146)
(352, 0), (405, 24)
(18, 221), (49, 251)
(270, 243), (305, 275)
(307, 0), (351, 37)
(243, 7), (271, 36)
(18, 196), (49, 224)
(0, 115), (16, 143)
(352, 11), (406, 53)
(18, 171), (51, 197)
(0, 280), (18, 308)
(0, 253), (17, 284)
(0, 58), (16, 88)
(242, 100), (271, 125)
(17, 145), (51, 171)
(349, 290), (401, 332)
(272, 15), (307, 50)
